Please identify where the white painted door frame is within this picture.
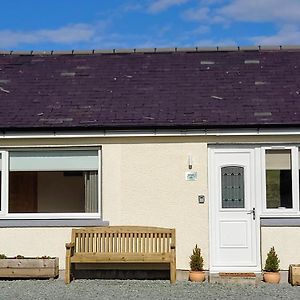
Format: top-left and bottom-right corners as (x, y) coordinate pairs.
(208, 146), (261, 273)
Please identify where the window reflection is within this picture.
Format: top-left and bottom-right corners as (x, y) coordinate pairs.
(266, 150), (292, 208)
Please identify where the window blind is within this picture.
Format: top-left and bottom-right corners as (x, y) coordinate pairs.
(10, 150), (98, 171)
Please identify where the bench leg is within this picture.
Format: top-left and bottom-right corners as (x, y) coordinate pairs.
(65, 257), (71, 284)
(170, 261), (176, 283)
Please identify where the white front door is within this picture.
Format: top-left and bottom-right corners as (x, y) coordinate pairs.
(209, 147), (260, 272)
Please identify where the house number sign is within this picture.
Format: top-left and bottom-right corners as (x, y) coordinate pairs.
(185, 171), (198, 181)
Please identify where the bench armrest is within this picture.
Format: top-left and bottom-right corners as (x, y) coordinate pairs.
(66, 242), (75, 257)
(65, 242), (75, 249)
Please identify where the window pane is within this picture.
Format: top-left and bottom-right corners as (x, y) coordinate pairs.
(0, 154), (2, 211)
(9, 171), (98, 213)
(266, 150), (292, 208)
(10, 150), (98, 171)
(221, 166), (245, 208)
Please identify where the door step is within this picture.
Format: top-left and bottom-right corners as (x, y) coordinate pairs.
(209, 272), (261, 285)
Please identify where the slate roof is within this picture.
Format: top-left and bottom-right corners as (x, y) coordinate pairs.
(0, 47), (300, 131)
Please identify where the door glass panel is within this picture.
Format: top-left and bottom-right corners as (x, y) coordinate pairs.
(221, 166), (245, 208)
(266, 149), (292, 208)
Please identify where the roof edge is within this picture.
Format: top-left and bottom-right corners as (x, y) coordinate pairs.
(1, 123), (300, 132)
(2, 45), (300, 56)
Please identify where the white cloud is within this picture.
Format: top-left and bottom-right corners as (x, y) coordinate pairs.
(0, 24), (96, 48)
(218, 0), (300, 24)
(183, 7), (210, 22)
(250, 25), (300, 45)
(122, 3), (143, 12)
(148, 0), (189, 13)
(190, 25), (211, 35)
(39, 24), (95, 44)
(196, 38), (237, 47)
(184, 0), (300, 25)
(182, 0), (300, 46)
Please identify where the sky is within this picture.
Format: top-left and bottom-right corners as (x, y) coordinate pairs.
(1, 0), (300, 51)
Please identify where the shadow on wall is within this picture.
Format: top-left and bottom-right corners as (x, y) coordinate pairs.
(73, 263), (170, 280)
(73, 269), (169, 280)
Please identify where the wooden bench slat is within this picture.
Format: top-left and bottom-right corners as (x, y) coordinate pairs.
(71, 253), (173, 263)
(71, 227), (174, 234)
(65, 226), (176, 284)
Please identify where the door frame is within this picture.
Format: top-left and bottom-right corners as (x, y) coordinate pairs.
(208, 145), (262, 273)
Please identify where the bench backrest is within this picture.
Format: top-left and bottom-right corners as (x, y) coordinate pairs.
(71, 226), (175, 254)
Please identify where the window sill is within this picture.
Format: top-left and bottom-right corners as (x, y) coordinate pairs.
(261, 216), (300, 227)
(260, 209), (299, 217)
(0, 218), (109, 227)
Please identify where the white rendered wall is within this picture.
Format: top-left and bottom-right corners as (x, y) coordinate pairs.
(261, 227), (300, 270)
(0, 140), (209, 271)
(102, 142), (209, 270)
(0, 228), (71, 269)
(1, 136), (300, 272)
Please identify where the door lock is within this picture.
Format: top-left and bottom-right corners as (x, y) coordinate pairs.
(247, 207), (256, 220)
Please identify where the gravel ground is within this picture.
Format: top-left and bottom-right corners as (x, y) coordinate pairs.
(0, 280), (299, 300)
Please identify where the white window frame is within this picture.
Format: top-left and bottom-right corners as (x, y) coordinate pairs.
(261, 146), (299, 216)
(0, 151), (8, 216)
(0, 147), (101, 220)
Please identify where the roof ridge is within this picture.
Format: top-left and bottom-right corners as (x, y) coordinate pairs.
(2, 45), (300, 56)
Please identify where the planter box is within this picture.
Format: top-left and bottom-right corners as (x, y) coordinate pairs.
(0, 258), (59, 278)
(289, 264), (300, 286)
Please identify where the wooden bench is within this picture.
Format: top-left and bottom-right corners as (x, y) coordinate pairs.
(65, 226), (176, 283)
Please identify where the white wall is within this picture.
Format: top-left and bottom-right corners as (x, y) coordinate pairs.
(261, 227), (300, 270)
(2, 135), (300, 272)
(0, 140), (209, 271)
(0, 228), (71, 269)
(102, 142), (209, 270)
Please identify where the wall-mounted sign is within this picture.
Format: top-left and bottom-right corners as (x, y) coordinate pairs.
(185, 171), (198, 181)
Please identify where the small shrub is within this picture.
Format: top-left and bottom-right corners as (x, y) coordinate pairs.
(189, 244), (204, 271)
(264, 246), (280, 272)
(0, 254), (6, 259)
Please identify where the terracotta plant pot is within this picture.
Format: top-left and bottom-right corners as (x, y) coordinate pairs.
(189, 271), (205, 282)
(263, 272), (280, 284)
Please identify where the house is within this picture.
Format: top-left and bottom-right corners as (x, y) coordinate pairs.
(0, 46), (300, 278)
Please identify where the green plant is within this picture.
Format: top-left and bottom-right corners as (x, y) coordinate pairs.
(189, 244), (204, 271)
(0, 254), (7, 259)
(264, 246), (280, 272)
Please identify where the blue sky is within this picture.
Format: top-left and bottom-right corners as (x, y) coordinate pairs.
(1, 0), (300, 50)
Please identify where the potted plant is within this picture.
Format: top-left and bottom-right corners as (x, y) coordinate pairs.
(263, 246), (280, 283)
(189, 244), (205, 282)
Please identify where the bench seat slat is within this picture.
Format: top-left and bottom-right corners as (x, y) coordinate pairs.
(65, 226), (176, 284)
(71, 253), (173, 263)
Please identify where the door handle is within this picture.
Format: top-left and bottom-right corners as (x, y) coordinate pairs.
(247, 207), (256, 220)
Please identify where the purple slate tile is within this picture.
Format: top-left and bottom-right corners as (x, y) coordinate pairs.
(0, 50), (300, 130)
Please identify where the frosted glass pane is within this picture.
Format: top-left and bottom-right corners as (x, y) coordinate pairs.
(10, 150), (98, 171)
(221, 166), (244, 209)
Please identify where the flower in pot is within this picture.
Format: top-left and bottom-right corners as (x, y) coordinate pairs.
(189, 244), (205, 282)
(263, 246), (280, 284)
